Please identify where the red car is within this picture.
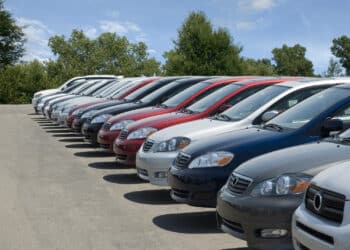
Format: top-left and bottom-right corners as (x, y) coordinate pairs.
(65, 77), (160, 127)
(113, 78), (296, 166)
(98, 77), (254, 151)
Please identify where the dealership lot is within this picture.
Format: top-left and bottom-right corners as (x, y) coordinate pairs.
(0, 105), (246, 250)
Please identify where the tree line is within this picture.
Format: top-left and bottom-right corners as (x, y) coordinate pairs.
(0, 3), (349, 103)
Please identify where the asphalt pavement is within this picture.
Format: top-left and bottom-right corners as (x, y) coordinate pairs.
(0, 105), (247, 250)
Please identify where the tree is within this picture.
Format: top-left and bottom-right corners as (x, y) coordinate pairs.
(331, 35), (350, 75)
(48, 30), (160, 77)
(324, 57), (344, 77)
(272, 44), (314, 76)
(242, 58), (275, 75)
(0, 0), (25, 68)
(163, 11), (243, 76)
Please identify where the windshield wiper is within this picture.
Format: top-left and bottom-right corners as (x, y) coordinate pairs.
(215, 114), (232, 121)
(263, 123), (284, 132)
(158, 103), (168, 109)
(181, 108), (194, 114)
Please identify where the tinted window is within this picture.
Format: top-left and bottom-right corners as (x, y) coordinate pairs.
(122, 79), (168, 101)
(82, 80), (110, 96)
(223, 85), (289, 121)
(268, 87), (350, 130)
(70, 80), (98, 94)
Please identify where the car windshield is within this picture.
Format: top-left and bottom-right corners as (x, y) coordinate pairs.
(92, 80), (117, 97)
(81, 80), (110, 96)
(222, 85), (290, 121)
(267, 87), (350, 130)
(185, 83), (242, 113)
(70, 80), (97, 94)
(161, 81), (211, 108)
(97, 80), (124, 98)
(114, 79), (152, 100)
(139, 80), (187, 103)
(64, 80), (87, 93)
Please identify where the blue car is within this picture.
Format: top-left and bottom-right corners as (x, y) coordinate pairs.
(168, 83), (350, 207)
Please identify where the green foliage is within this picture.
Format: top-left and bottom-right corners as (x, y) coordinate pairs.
(272, 44), (314, 76)
(331, 35), (350, 75)
(163, 11), (242, 76)
(0, 60), (50, 104)
(0, 0), (25, 68)
(323, 57), (344, 77)
(241, 58), (276, 76)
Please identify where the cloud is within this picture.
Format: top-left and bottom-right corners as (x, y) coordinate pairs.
(83, 27), (98, 39)
(147, 49), (157, 54)
(16, 17), (53, 61)
(99, 20), (141, 35)
(235, 21), (257, 30)
(238, 0), (279, 12)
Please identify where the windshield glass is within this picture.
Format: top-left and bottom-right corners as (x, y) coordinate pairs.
(71, 80), (97, 94)
(97, 80), (123, 97)
(91, 80), (117, 97)
(267, 87), (350, 130)
(186, 84), (241, 113)
(65, 80), (87, 93)
(222, 85), (289, 121)
(112, 79), (146, 99)
(162, 81), (211, 108)
(82, 80), (110, 96)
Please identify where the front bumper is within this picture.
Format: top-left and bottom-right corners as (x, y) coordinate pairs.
(113, 138), (144, 166)
(57, 113), (68, 126)
(168, 167), (231, 207)
(216, 188), (301, 250)
(136, 150), (178, 186)
(72, 117), (84, 132)
(292, 203), (350, 250)
(81, 122), (103, 144)
(97, 129), (120, 152)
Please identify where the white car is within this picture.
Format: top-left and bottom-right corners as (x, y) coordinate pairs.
(292, 160), (350, 250)
(136, 78), (347, 186)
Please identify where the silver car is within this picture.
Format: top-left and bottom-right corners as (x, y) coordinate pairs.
(136, 78), (349, 186)
(293, 160), (350, 250)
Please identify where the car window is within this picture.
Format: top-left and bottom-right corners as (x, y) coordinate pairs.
(184, 84), (229, 107)
(253, 86), (331, 124)
(268, 87), (350, 130)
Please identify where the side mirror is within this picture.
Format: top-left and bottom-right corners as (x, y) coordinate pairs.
(261, 110), (280, 122)
(323, 119), (343, 134)
(218, 104), (232, 113)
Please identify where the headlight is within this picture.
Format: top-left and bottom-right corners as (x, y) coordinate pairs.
(110, 120), (134, 131)
(127, 127), (158, 140)
(250, 174), (312, 197)
(72, 108), (82, 116)
(154, 137), (191, 152)
(188, 151), (234, 169)
(82, 110), (96, 119)
(91, 114), (112, 124)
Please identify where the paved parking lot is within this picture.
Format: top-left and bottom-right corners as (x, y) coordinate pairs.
(0, 105), (247, 250)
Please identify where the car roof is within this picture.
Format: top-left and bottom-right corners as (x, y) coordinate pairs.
(277, 77), (350, 88)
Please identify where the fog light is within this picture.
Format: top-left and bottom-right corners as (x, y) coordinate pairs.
(260, 229), (288, 238)
(155, 171), (167, 178)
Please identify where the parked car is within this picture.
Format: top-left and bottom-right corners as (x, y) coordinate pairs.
(82, 77), (210, 144)
(72, 77), (180, 133)
(293, 159), (350, 250)
(32, 75), (120, 113)
(137, 78), (342, 186)
(168, 81), (350, 208)
(217, 127), (350, 250)
(113, 78), (291, 166)
(98, 76), (255, 152)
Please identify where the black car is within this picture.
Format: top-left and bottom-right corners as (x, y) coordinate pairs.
(72, 77), (182, 132)
(168, 83), (350, 208)
(216, 127), (350, 250)
(82, 76), (210, 144)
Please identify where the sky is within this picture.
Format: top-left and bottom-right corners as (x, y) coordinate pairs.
(5, 0), (350, 74)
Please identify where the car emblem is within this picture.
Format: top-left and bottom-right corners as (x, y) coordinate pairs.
(231, 176), (238, 186)
(313, 192), (323, 212)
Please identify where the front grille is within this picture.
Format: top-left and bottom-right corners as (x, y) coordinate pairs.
(305, 184), (345, 224)
(222, 218), (244, 234)
(143, 139), (154, 152)
(119, 129), (128, 140)
(137, 168), (148, 176)
(172, 188), (189, 199)
(227, 173), (253, 195)
(100, 144), (110, 149)
(103, 122), (112, 130)
(174, 152), (191, 168)
(296, 221), (334, 245)
(116, 154), (127, 160)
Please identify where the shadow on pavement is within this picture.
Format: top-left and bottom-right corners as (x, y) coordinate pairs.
(124, 189), (177, 205)
(27, 113), (38, 115)
(220, 248), (251, 250)
(52, 133), (82, 137)
(74, 151), (114, 157)
(153, 211), (221, 234)
(46, 129), (72, 133)
(103, 173), (147, 184)
(65, 143), (96, 149)
(59, 138), (85, 143)
(31, 118), (47, 121)
(88, 161), (131, 169)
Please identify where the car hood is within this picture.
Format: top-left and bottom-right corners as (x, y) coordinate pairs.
(149, 118), (249, 142)
(36, 89), (58, 96)
(124, 111), (194, 131)
(311, 160), (350, 199)
(108, 106), (169, 124)
(235, 140), (350, 183)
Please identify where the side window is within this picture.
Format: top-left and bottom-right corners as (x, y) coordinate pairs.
(253, 86), (329, 125)
(184, 85), (225, 107)
(211, 85), (268, 115)
(332, 105), (350, 127)
(159, 83), (198, 103)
